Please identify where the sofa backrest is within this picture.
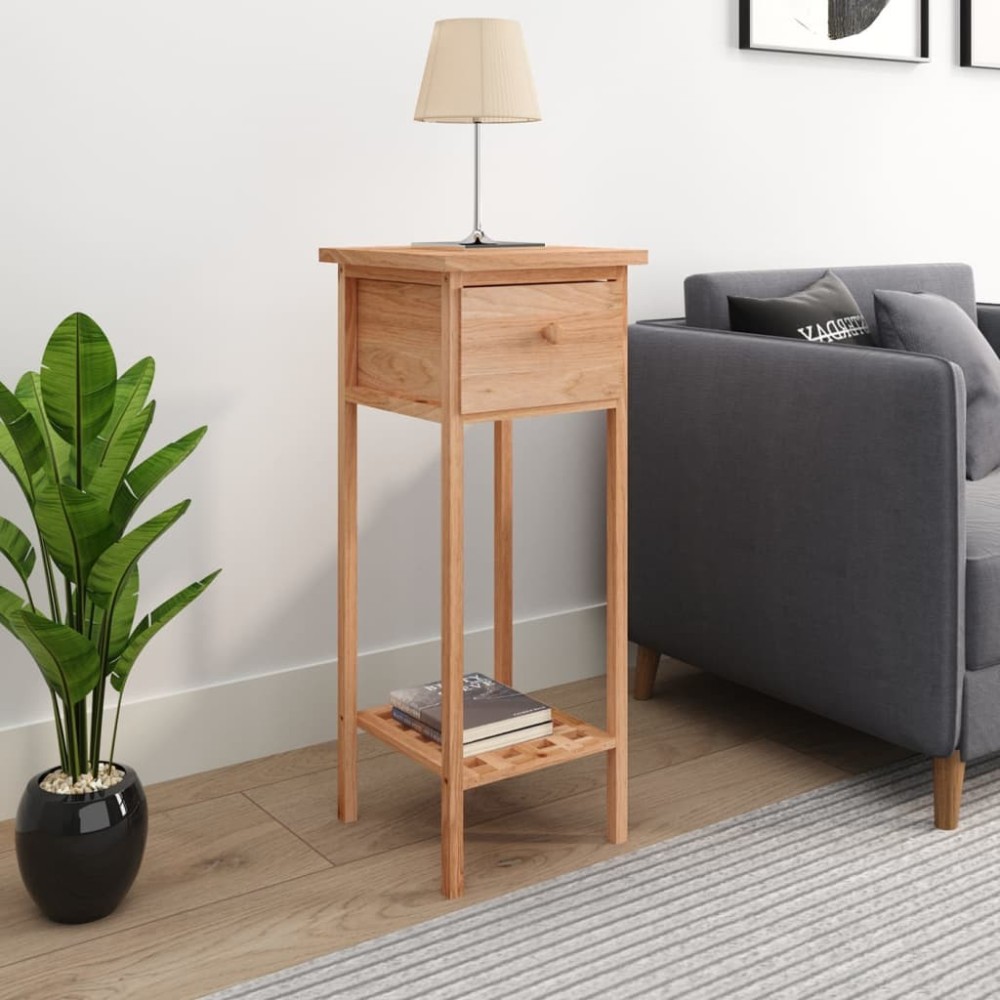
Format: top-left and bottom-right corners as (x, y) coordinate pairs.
(684, 263), (976, 332)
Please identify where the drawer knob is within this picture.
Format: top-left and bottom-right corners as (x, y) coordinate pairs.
(541, 323), (561, 345)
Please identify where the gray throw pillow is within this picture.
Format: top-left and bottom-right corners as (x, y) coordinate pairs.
(873, 289), (1000, 480)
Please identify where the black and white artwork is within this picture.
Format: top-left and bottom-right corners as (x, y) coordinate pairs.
(740, 0), (929, 62)
(962, 0), (1000, 69)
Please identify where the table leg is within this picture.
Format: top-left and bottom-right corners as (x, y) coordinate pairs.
(494, 420), (513, 688)
(441, 274), (465, 899)
(441, 412), (465, 898)
(338, 273), (359, 823)
(606, 404), (628, 843)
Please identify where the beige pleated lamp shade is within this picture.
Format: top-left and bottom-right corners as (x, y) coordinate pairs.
(414, 18), (541, 124)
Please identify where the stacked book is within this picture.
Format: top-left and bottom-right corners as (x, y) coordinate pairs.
(389, 672), (553, 756)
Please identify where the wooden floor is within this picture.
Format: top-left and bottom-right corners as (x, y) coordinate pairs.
(0, 661), (911, 1000)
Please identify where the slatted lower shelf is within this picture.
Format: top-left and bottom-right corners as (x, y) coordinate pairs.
(357, 705), (616, 789)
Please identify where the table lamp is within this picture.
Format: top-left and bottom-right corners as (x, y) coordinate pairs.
(414, 18), (543, 248)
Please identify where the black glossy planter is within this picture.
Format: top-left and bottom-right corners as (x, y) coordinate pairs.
(15, 764), (148, 924)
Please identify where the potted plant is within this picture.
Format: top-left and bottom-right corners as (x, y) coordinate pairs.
(0, 313), (220, 923)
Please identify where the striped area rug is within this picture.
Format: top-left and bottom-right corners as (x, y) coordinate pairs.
(204, 756), (1000, 999)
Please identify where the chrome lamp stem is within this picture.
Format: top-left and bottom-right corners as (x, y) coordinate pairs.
(415, 122), (543, 248)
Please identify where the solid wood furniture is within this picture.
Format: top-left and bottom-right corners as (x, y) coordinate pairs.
(932, 750), (966, 830)
(634, 644), (661, 701)
(319, 245), (647, 897)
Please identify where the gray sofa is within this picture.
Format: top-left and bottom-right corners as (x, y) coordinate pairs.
(628, 263), (1000, 829)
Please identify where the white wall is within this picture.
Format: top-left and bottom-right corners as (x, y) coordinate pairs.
(0, 1), (998, 785)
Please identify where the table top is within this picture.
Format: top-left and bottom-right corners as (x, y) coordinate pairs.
(318, 245), (648, 273)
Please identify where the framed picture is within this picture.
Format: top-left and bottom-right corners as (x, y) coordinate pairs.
(962, 0), (1000, 68)
(739, 0), (929, 63)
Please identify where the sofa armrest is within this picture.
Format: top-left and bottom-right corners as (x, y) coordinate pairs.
(628, 321), (965, 756)
(633, 317), (686, 328)
(978, 303), (1000, 357)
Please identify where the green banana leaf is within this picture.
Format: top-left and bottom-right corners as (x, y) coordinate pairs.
(0, 425), (30, 502)
(83, 358), (155, 502)
(111, 426), (206, 529)
(40, 313), (117, 454)
(110, 566), (139, 659)
(88, 500), (190, 608)
(111, 569), (221, 691)
(0, 516), (36, 591)
(33, 484), (117, 586)
(17, 371), (70, 491)
(0, 584), (25, 635)
(90, 567), (139, 660)
(10, 609), (102, 705)
(0, 382), (46, 500)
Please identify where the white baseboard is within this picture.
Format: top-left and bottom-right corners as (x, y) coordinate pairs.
(0, 604), (608, 820)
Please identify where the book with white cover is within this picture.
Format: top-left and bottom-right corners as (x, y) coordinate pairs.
(390, 708), (554, 756)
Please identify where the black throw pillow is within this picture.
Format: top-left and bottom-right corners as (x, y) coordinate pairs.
(728, 271), (873, 346)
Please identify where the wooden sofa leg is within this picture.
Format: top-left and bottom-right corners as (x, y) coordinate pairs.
(634, 645), (661, 701)
(933, 751), (966, 830)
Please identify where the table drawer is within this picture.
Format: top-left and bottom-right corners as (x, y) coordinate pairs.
(460, 281), (625, 415)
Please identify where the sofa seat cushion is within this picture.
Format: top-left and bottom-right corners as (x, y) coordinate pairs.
(966, 468), (1000, 670)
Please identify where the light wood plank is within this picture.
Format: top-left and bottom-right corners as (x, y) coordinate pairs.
(245, 683), (767, 867)
(606, 401), (628, 844)
(0, 793), (330, 970)
(341, 264), (443, 285)
(634, 644), (660, 701)
(341, 268), (358, 386)
(340, 264), (627, 288)
(146, 735), (391, 815)
(440, 272), (465, 899)
(461, 396), (615, 424)
(357, 706), (614, 790)
(0, 819), (13, 856)
(769, 716), (912, 775)
(320, 246), (649, 274)
(934, 751), (965, 830)
(494, 420), (513, 687)
(460, 267), (623, 286)
(529, 672), (608, 709)
(0, 678), (610, 864)
(0, 740), (840, 1000)
(648, 658), (913, 774)
(338, 271), (359, 823)
(0, 669), (910, 1000)
(460, 281), (625, 415)
(345, 385), (442, 421)
(356, 279), (442, 403)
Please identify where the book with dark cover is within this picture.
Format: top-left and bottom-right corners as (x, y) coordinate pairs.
(389, 672), (551, 741)
(391, 707), (554, 756)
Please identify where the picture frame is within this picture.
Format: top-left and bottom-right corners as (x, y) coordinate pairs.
(739, 0), (929, 63)
(961, 0), (1000, 69)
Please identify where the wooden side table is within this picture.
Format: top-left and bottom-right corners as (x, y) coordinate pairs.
(319, 245), (648, 898)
